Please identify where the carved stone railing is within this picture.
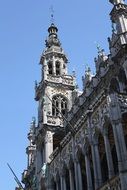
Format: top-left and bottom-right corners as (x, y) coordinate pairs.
(49, 147), (59, 161)
(98, 176), (121, 190)
(49, 139), (73, 177)
(47, 115), (63, 126)
(47, 75), (74, 86)
(118, 93), (127, 114)
(45, 47), (63, 54)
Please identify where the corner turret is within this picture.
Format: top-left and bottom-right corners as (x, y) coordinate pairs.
(108, 0), (127, 59)
(82, 67), (92, 90)
(26, 117), (36, 168)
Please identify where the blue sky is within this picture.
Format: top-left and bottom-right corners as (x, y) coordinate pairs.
(0, 0), (113, 189)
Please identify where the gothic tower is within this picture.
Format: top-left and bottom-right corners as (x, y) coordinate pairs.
(21, 2), (127, 190)
(109, 0), (127, 62)
(34, 22), (75, 189)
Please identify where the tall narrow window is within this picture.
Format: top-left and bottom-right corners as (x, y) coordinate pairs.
(56, 61), (60, 75)
(52, 95), (67, 116)
(48, 62), (53, 75)
(61, 97), (67, 115)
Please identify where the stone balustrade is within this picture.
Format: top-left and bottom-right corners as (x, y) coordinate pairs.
(47, 115), (63, 126)
(47, 74), (74, 86)
(97, 176), (121, 190)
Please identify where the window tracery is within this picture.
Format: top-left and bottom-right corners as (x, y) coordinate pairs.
(52, 95), (67, 116)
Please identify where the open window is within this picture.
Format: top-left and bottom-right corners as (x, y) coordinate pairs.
(56, 61), (60, 75)
(48, 61), (53, 75)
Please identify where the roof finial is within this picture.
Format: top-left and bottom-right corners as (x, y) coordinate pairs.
(50, 5), (55, 24)
(94, 41), (101, 52)
(94, 41), (105, 56)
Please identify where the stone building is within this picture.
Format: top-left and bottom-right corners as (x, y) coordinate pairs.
(22, 0), (127, 190)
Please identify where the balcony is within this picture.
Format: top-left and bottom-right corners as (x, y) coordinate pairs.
(47, 74), (74, 87)
(47, 115), (64, 127)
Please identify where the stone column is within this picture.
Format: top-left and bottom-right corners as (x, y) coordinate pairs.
(52, 57), (56, 75)
(84, 153), (93, 190)
(36, 149), (42, 174)
(44, 131), (53, 163)
(44, 60), (48, 80)
(77, 161), (83, 190)
(56, 181), (59, 190)
(109, 93), (127, 190)
(72, 134), (79, 190)
(60, 171), (66, 190)
(69, 168), (75, 190)
(103, 132), (114, 178)
(74, 161), (79, 190)
(60, 176), (63, 190)
(123, 61), (127, 78)
(87, 115), (102, 189)
(63, 176), (66, 190)
(91, 142), (102, 189)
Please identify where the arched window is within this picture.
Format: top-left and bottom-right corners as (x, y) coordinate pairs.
(56, 61), (60, 75)
(118, 68), (127, 93)
(109, 78), (120, 93)
(48, 62), (53, 75)
(52, 95), (67, 116)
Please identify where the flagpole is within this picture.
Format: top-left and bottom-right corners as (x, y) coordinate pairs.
(7, 163), (24, 189)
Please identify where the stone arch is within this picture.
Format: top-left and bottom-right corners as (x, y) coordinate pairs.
(41, 176), (46, 190)
(76, 144), (87, 190)
(48, 61), (53, 75)
(67, 154), (74, 169)
(62, 161), (71, 190)
(108, 122), (119, 175)
(117, 67), (127, 93)
(67, 154), (76, 190)
(83, 138), (90, 154)
(84, 137), (94, 189)
(122, 113), (127, 151)
(50, 176), (57, 190)
(98, 131), (108, 183)
(55, 171), (61, 190)
(109, 77), (120, 94)
(92, 127), (100, 144)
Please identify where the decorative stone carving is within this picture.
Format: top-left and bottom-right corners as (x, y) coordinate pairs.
(45, 131), (53, 144)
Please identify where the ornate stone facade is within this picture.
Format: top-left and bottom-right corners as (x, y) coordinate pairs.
(22, 1), (127, 190)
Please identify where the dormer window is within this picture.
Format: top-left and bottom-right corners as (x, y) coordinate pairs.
(48, 62), (53, 75)
(52, 95), (67, 116)
(56, 61), (60, 75)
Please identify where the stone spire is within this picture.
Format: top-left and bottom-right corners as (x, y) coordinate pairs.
(39, 22), (68, 79)
(26, 117), (36, 167)
(45, 23), (61, 48)
(94, 46), (108, 73)
(82, 67), (92, 90)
